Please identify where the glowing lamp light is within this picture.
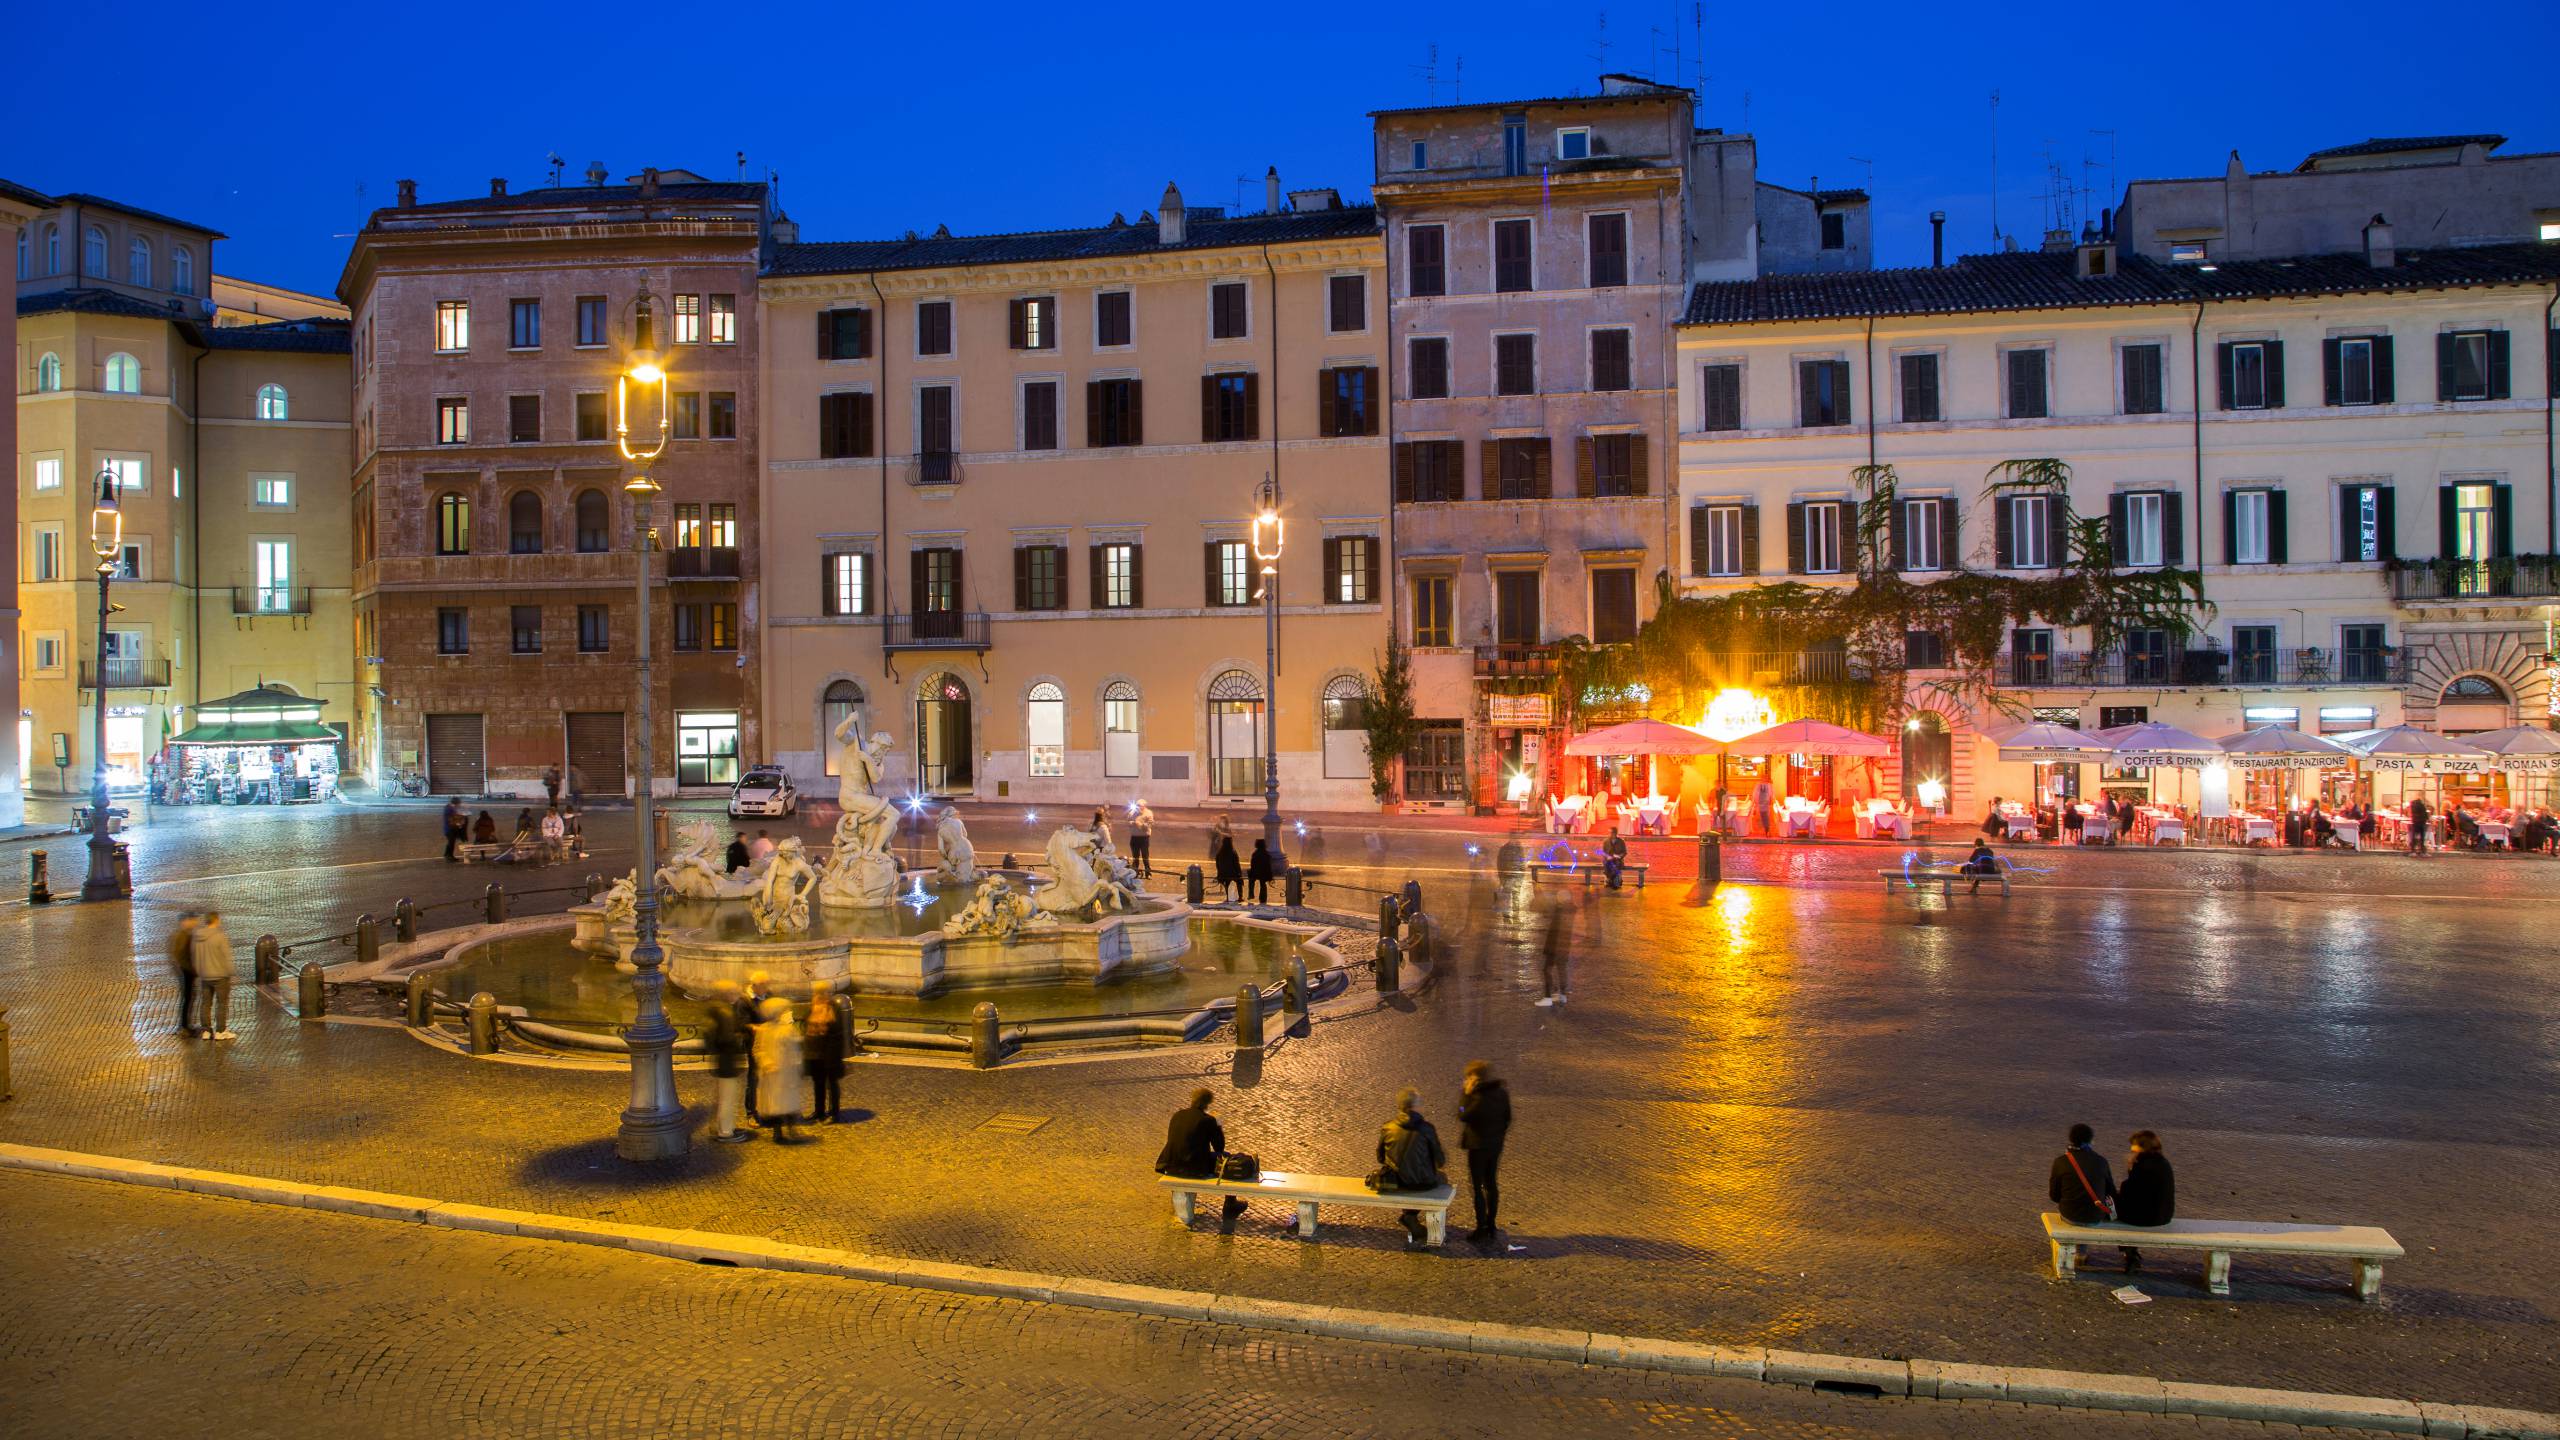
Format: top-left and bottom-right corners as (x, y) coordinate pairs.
(1250, 507), (1284, 570)
(1504, 768), (1534, 802)
(1915, 777), (1948, 810)
(1696, 688), (1776, 744)
(1025, 811), (1039, 824)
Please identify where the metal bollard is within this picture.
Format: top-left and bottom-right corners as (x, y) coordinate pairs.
(1695, 831), (1722, 888)
(297, 961), (327, 1020)
(1375, 935), (1401, 992)
(0, 1004), (12, 1101)
(355, 914), (379, 966)
(1283, 866), (1304, 908)
(1283, 955), (1309, 1019)
(28, 850), (51, 904)
(467, 992), (499, 1054)
(111, 843), (133, 897)
(484, 883), (506, 924)
(968, 1001), (1001, 1070)
(394, 897), (418, 942)
(584, 873), (605, 901)
(255, 934), (282, 985)
(1378, 895), (1399, 939)
(1401, 879), (1422, 917)
(1184, 864), (1205, 904)
(1232, 984), (1264, 1049)
(405, 972), (434, 1028)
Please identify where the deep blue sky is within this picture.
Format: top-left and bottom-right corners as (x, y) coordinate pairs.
(14, 1), (2558, 297)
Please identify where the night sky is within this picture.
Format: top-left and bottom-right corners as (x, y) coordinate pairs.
(12, 0), (2556, 297)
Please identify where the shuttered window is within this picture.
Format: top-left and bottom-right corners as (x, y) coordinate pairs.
(1014, 544), (1067, 611)
(2121, 343), (2165, 415)
(1201, 372), (1259, 442)
(1091, 542), (1142, 608)
(1493, 219), (1533, 292)
(1328, 274), (1366, 332)
(1495, 334), (1536, 395)
(915, 300), (952, 356)
(1394, 440), (1464, 503)
(2436, 330), (2507, 402)
(1898, 353), (1940, 422)
(2323, 335), (2392, 406)
(1209, 282), (1248, 340)
(1318, 366), (1379, 437)
(1699, 364), (1742, 431)
(1797, 360), (1850, 426)
(818, 308), (871, 360)
(1008, 296), (1057, 350)
(1406, 225), (1446, 297)
(1409, 338), (1450, 399)
(1021, 381), (1059, 451)
(1094, 291), (1133, 347)
(1577, 433), (1646, 498)
(1690, 503), (1757, 578)
(1590, 329), (1632, 392)
(1205, 540), (1253, 606)
(1492, 438), (1550, 500)
(818, 392), (873, 459)
(1087, 379), (1143, 446)
(1590, 568), (1637, 642)
(2215, 340), (2283, 410)
(821, 552), (871, 616)
(1321, 536), (1379, 604)
(1587, 213), (1628, 288)
(2006, 348), (2050, 418)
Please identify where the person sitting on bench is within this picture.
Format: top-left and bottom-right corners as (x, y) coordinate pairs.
(1156, 1088), (1246, 1225)
(1372, 1088), (1448, 1247)
(2113, 1129), (2176, 1273)
(1961, 839), (2000, 894)
(1600, 827), (1628, 890)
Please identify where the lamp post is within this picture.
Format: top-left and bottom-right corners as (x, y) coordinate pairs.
(613, 291), (686, 1162)
(82, 467), (128, 901)
(1251, 475), (1287, 873)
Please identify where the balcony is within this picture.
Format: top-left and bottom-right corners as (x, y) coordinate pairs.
(81, 657), (173, 689)
(232, 586), (312, 616)
(912, 450), (960, 486)
(885, 610), (991, 652)
(665, 545), (741, 581)
(1474, 643), (1558, 679)
(1702, 649), (1859, 687)
(1999, 648), (2408, 689)
(2386, 556), (2560, 603)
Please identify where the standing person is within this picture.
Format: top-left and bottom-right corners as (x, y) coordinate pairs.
(165, 912), (202, 1036)
(1128, 801), (1155, 879)
(1246, 839), (1274, 905)
(725, 832), (753, 873)
(442, 798), (467, 862)
(2408, 793), (2431, 854)
(2048, 1122), (2117, 1267)
(1155, 1088), (1247, 1225)
(1751, 775), (1776, 837)
(1534, 901), (1570, 1007)
(706, 981), (751, 1143)
(1600, 826), (1628, 890)
(1208, 813), (1235, 864)
(2113, 1130), (2177, 1273)
(1373, 1088), (1449, 1247)
(542, 764), (562, 809)
(1090, 807), (1114, 853)
(1457, 1060), (1512, 1243)
(735, 973), (770, 1124)
(563, 803), (586, 859)
(191, 912), (237, 1042)
(1213, 832), (1245, 904)
(803, 989), (845, 1124)
(751, 996), (808, 1143)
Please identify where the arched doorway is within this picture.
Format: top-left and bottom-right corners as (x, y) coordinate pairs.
(1206, 669), (1263, 796)
(1900, 712), (1951, 812)
(2436, 675), (2512, 734)
(916, 673), (973, 795)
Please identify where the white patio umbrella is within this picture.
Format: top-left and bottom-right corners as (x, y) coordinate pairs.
(2216, 725), (2356, 770)
(2326, 726), (2496, 770)
(1989, 720), (2115, 762)
(2461, 725), (2560, 771)
(1721, 718), (1893, 757)
(2097, 721), (2224, 766)
(1560, 718), (1720, 756)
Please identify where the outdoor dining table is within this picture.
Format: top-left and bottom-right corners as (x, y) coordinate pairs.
(2002, 813), (2037, 840)
(2331, 818), (2362, 850)
(2077, 812), (2112, 844)
(1782, 804), (1825, 838)
(2239, 815), (2278, 846)
(2479, 821), (2513, 848)
(1632, 800), (1671, 836)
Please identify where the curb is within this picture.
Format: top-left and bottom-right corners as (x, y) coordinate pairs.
(0, 1141), (2549, 1438)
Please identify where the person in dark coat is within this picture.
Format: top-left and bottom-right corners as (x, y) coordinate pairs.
(706, 981), (751, 1142)
(734, 973), (769, 1125)
(1962, 838), (2000, 894)
(1213, 835), (1245, 904)
(442, 799), (467, 862)
(1600, 827), (1628, 889)
(471, 810), (498, 845)
(803, 990), (846, 1123)
(2048, 1121), (2117, 1266)
(1155, 1088), (1246, 1223)
(725, 833), (753, 873)
(1535, 901), (1570, 1007)
(1246, 839), (1274, 904)
(2113, 1130), (2176, 1272)
(1457, 1061), (1512, 1242)
(1375, 1088), (1449, 1246)
(2407, 794), (2431, 854)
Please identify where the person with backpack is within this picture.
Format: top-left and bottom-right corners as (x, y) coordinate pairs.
(1373, 1088), (1449, 1246)
(191, 912), (238, 1042)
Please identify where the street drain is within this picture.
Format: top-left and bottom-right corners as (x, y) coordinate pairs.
(694, 1257), (739, 1267)
(977, 1113), (1051, 1136)
(1811, 1382), (1883, 1398)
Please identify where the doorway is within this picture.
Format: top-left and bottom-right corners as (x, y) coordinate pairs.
(916, 673), (973, 795)
(1900, 711), (1951, 811)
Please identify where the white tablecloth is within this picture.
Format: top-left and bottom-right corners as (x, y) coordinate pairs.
(2332, 819), (2362, 850)
(2241, 817), (2276, 845)
(2003, 816), (2037, 839)
(2152, 820), (2185, 845)
(2479, 822), (2513, 847)
(2078, 816), (2112, 844)
(1783, 809), (1821, 837)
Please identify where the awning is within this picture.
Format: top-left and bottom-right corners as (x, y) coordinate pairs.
(1721, 718), (1893, 758)
(1561, 718), (1721, 756)
(169, 720), (340, 746)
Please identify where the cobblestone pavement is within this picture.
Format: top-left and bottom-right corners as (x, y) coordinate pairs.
(0, 1170), (2407, 1440)
(0, 800), (2554, 1415)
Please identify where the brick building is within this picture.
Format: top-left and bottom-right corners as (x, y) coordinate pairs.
(341, 169), (769, 797)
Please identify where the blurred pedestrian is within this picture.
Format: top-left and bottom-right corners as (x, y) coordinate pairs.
(1155, 1087), (1247, 1225)
(752, 996), (808, 1143)
(2114, 1130), (2177, 1273)
(1128, 801), (1155, 878)
(1372, 1087), (1448, 1247)
(1208, 813), (1235, 862)
(442, 798), (467, 862)
(1090, 807), (1114, 852)
(542, 764), (562, 808)
(736, 972), (770, 1123)
(1751, 776), (1776, 837)
(2408, 794), (2431, 854)
(804, 989), (845, 1123)
(1534, 901), (1570, 1007)
(471, 809), (497, 846)
(706, 981), (750, 1143)
(1247, 838), (1273, 904)
(191, 911), (237, 1041)
(725, 832), (752, 873)
(749, 829), (777, 865)
(1457, 1060), (1512, 1243)
(1213, 832), (1244, 904)
(165, 911), (202, 1036)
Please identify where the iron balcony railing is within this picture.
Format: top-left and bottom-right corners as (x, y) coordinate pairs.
(1473, 643), (1559, 678)
(81, 657), (173, 689)
(232, 586), (312, 615)
(665, 545), (741, 580)
(884, 611), (992, 651)
(2000, 647), (2408, 688)
(2386, 556), (2560, 602)
(913, 450), (960, 486)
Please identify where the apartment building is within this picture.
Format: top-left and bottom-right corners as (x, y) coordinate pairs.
(1677, 224), (2560, 818)
(757, 181), (1388, 809)
(2118, 133), (2560, 263)
(0, 177), (42, 822)
(341, 170), (768, 797)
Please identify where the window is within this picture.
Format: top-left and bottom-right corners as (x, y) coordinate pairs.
(1502, 114), (1527, 176)
(32, 525), (62, 582)
(917, 386), (954, 458)
(2124, 628), (2173, 684)
(1087, 378), (1142, 447)
(578, 606), (609, 653)
(1556, 126), (1591, 161)
(1095, 542), (1140, 608)
(1494, 438), (1548, 500)
(673, 503), (703, 549)
(1207, 669), (1265, 796)
(1899, 497), (1946, 572)
(102, 457), (143, 494)
(1409, 337), (1450, 399)
(2005, 493), (2055, 570)
(1021, 381), (1059, 450)
(2121, 343), (2165, 415)
(437, 607), (469, 654)
(436, 397), (469, 444)
(2116, 491), (2167, 568)
(575, 392), (608, 442)
(2218, 340), (2281, 410)
(14, 227), (25, 280)
(1103, 682), (1140, 778)
(2341, 624), (2388, 683)
(1589, 329), (1632, 392)
(2437, 330), (2508, 402)
(1016, 544), (1067, 610)
(1495, 333), (1536, 395)
(1209, 539), (1253, 606)
(2450, 481), (2500, 591)
(1324, 535), (1376, 604)
(84, 226), (107, 274)
(1328, 274), (1366, 332)
(2169, 242), (2209, 264)
(818, 391), (873, 458)
(508, 394), (541, 443)
(672, 293), (701, 345)
(1397, 440), (1463, 503)
(1905, 630), (1947, 668)
(1010, 295), (1057, 350)
(708, 294), (736, 345)
(509, 299), (541, 349)
(34, 635), (62, 672)
(1203, 372), (1257, 442)
(1494, 569), (1541, 645)
(819, 682), (867, 775)
(677, 711), (741, 786)
(1320, 366), (1377, 437)
(1798, 359), (1850, 426)
(1026, 682), (1067, 777)
(2325, 335), (2391, 406)
(1406, 225), (1445, 297)
(2010, 628), (2054, 685)
(1409, 141), (1427, 170)
(1412, 575), (1452, 646)
(509, 490), (544, 554)
(436, 493), (471, 555)
(43, 224), (59, 275)
(2232, 624), (2277, 684)
(707, 603), (737, 651)
(1820, 211), (1846, 250)
(36, 353), (61, 392)
(34, 457), (64, 493)
(819, 307), (871, 360)
(898, 299), (949, 357)
(1493, 218), (1532, 292)
(172, 246), (192, 294)
(1797, 500), (1845, 574)
(671, 604), (702, 651)
(2339, 483), (2392, 562)
(111, 542), (142, 580)
(1208, 283), (1247, 340)
(510, 605), (543, 654)
(2227, 487), (2282, 565)
(823, 551), (871, 616)
(435, 301), (469, 352)
(1093, 291), (1131, 348)
(1899, 354), (1940, 422)
(672, 392), (700, 440)
(1585, 433), (1639, 498)
(708, 392), (736, 438)
(245, 382), (288, 421)
(576, 489), (609, 552)
(1587, 213), (1628, 287)
(104, 352), (141, 394)
(1699, 363), (1742, 431)
(576, 295), (607, 347)
(1591, 568), (1637, 643)
(128, 236), (151, 286)
(1697, 504), (1748, 578)
(2006, 349), (2049, 418)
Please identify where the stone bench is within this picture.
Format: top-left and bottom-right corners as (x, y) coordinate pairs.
(1879, 865), (2009, 897)
(456, 843), (503, 863)
(2041, 1212), (2403, 1299)
(1531, 863), (1651, 891)
(1159, 1170), (1455, 1246)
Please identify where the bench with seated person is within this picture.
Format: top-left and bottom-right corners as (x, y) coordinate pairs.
(1156, 1086), (1458, 1247)
(1878, 846), (2011, 897)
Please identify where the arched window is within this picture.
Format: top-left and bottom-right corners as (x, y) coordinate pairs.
(1027, 681), (1067, 777)
(435, 493), (471, 555)
(1102, 680), (1140, 778)
(84, 226), (107, 274)
(1321, 675), (1370, 779)
(508, 490), (544, 553)
(172, 246), (193, 295)
(103, 352), (141, 394)
(2441, 675), (2507, 702)
(574, 489), (610, 552)
(128, 236), (151, 286)
(1207, 669), (1264, 796)
(255, 383), (288, 420)
(35, 353), (61, 392)
(820, 680), (866, 777)
(43, 224), (59, 275)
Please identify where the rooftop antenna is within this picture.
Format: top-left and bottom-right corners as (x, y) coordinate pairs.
(2090, 128), (2119, 207)
(1988, 90), (2001, 244)
(1693, 2), (1705, 99)
(736, 149), (747, 181)
(1232, 173), (1255, 211)
(1591, 10), (1609, 79)
(1410, 43), (1440, 103)
(1452, 55), (1463, 102)
(1847, 155), (1875, 196)
(545, 152), (565, 188)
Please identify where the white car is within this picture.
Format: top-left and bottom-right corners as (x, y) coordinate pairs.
(727, 765), (798, 818)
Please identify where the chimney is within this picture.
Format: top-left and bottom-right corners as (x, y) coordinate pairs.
(2363, 213), (2395, 268)
(770, 211), (799, 244)
(490, 177), (508, 197)
(1265, 166), (1280, 214)
(639, 167), (661, 198)
(396, 178), (417, 208)
(1929, 210), (1946, 267)
(1158, 181), (1185, 245)
(585, 160), (607, 187)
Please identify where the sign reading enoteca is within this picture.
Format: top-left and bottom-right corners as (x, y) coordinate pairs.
(1486, 695), (1551, 728)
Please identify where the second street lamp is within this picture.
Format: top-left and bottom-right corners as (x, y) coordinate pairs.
(1251, 475), (1287, 874)
(83, 467), (130, 901)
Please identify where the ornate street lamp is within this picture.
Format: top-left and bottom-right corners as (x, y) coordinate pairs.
(613, 288), (685, 1162)
(1251, 475), (1287, 874)
(82, 467), (129, 900)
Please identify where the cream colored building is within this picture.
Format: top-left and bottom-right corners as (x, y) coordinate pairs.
(1677, 227), (2560, 818)
(210, 274), (347, 327)
(758, 183), (1389, 810)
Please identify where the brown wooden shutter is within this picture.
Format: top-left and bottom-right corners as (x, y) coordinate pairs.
(1014, 547), (1032, 610)
(854, 308), (871, 359)
(822, 553), (839, 614)
(1938, 498), (1958, 564)
(1085, 382), (1103, 447)
(1126, 380), (1142, 445)
(1995, 495), (2015, 567)
(1394, 442), (1417, 503)
(1363, 535), (1380, 602)
(909, 549), (928, 616)
(816, 310), (830, 359)
(1741, 504), (1761, 575)
(1574, 436), (1595, 498)
(1688, 506), (1709, 576)
(1322, 537), (1342, 601)
(1241, 373), (1259, 440)
(1129, 542), (1144, 606)
(1530, 439), (1552, 499)
(1008, 299), (1027, 349)
(1203, 541), (1221, 606)
(1889, 498), (1909, 571)
(1786, 502), (1807, 573)
(1317, 368), (1337, 436)
(1089, 544), (1105, 606)
(1478, 439), (1495, 500)
(1359, 367), (1381, 434)
(1628, 434), (1650, 497)
(1200, 374), (1218, 441)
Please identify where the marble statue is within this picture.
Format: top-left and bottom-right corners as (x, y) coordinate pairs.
(940, 873), (1041, 941)
(830, 713), (899, 856)
(1086, 827), (1141, 894)
(748, 838), (818, 936)
(818, 810), (902, 910)
(1034, 825), (1135, 920)
(934, 807), (978, 886)
(600, 870), (641, 926)
(658, 819), (760, 900)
